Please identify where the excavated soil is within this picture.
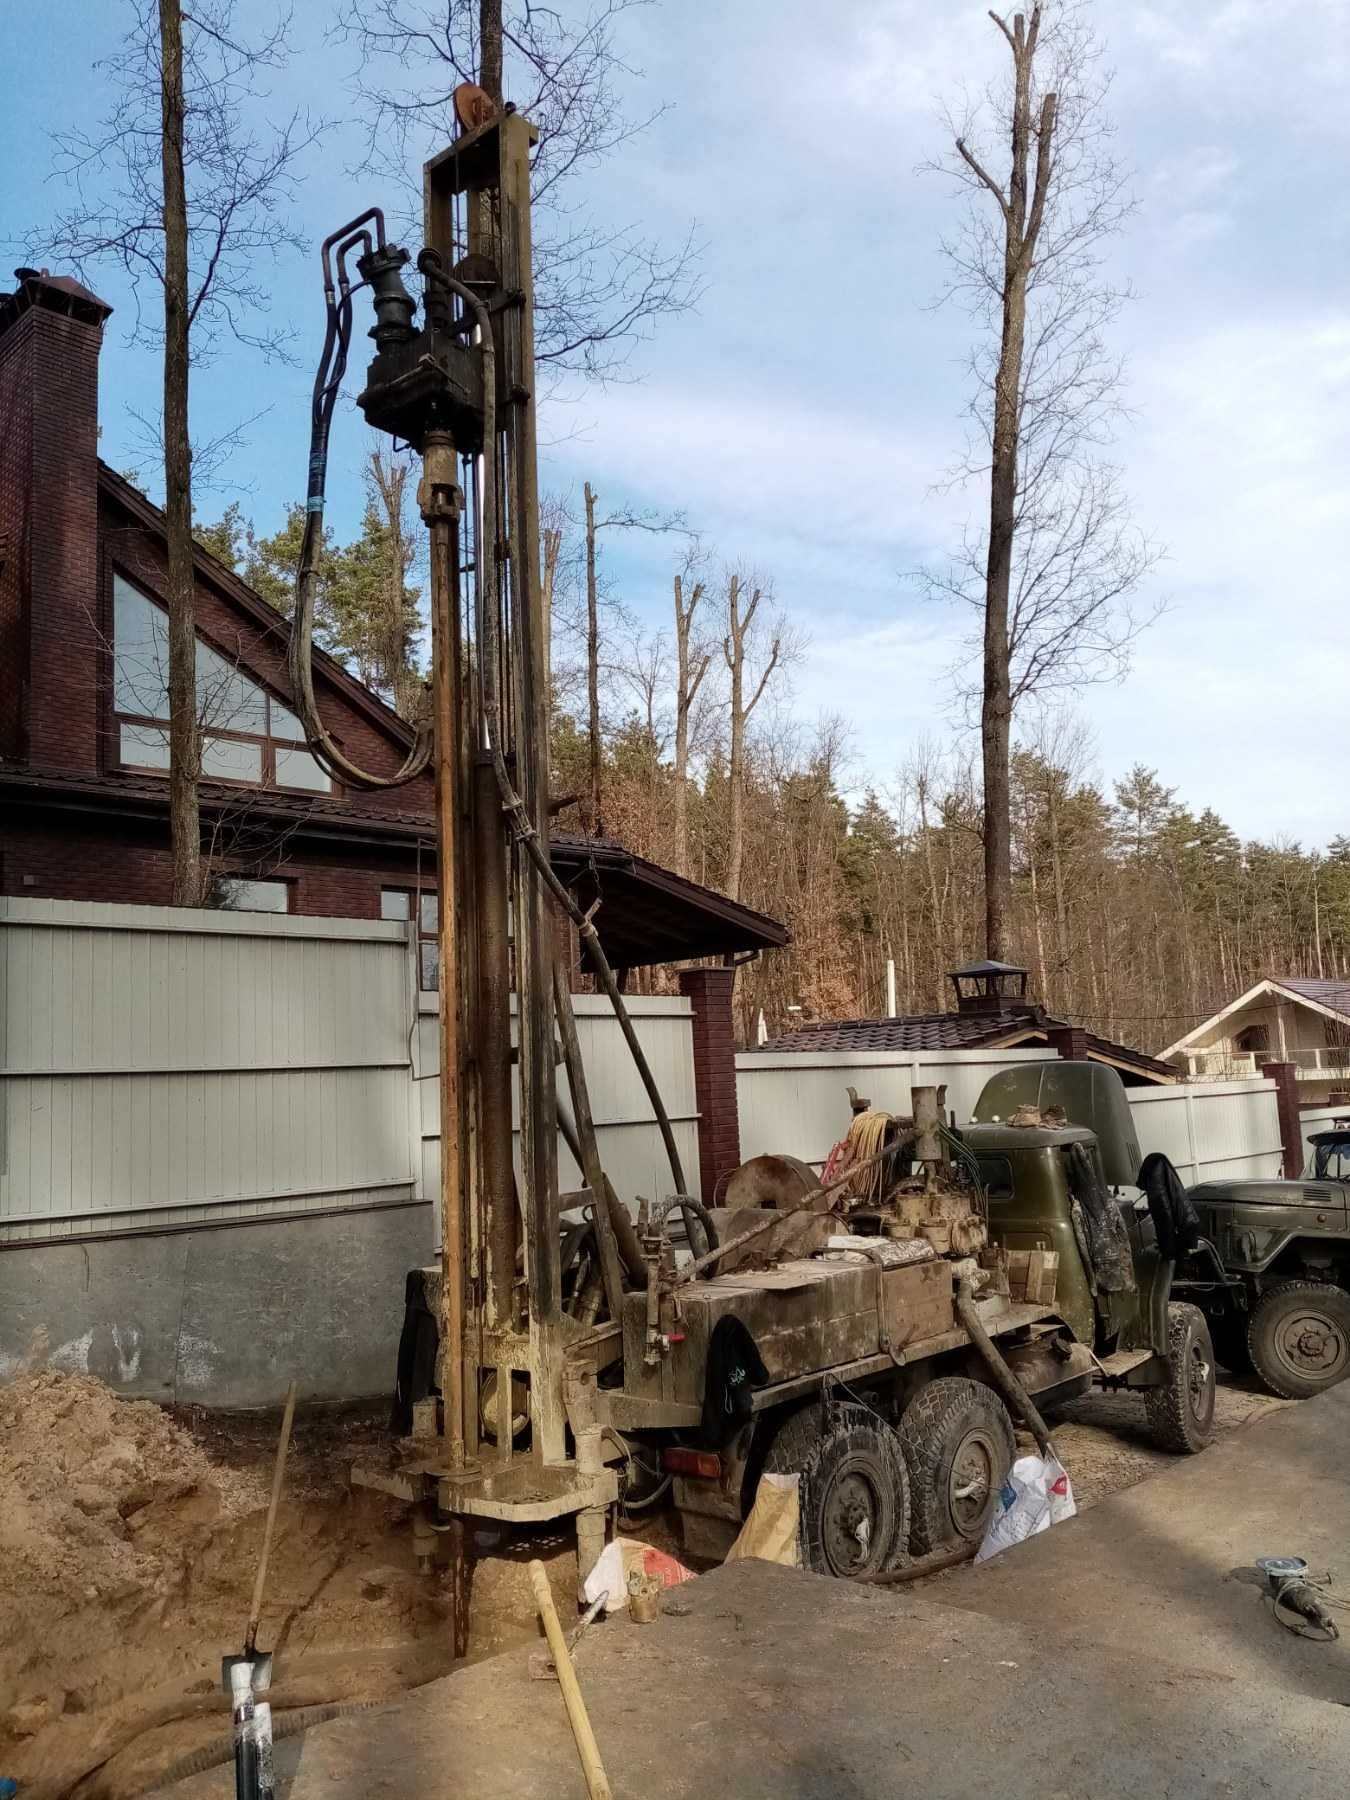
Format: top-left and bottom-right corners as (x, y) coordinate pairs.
(0, 1372), (574, 1800)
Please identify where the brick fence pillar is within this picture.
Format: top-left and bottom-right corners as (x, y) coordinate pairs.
(1262, 1060), (1303, 1178)
(678, 966), (741, 1203)
(1047, 1024), (1090, 1062)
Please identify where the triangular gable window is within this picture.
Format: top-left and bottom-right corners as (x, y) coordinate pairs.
(111, 573), (331, 793)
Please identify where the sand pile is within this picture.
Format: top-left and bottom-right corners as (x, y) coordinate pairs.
(0, 1372), (263, 1722)
(0, 1373), (585, 1795)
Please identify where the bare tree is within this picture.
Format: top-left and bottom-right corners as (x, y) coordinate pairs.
(925, 3), (1156, 958)
(611, 623), (672, 746)
(721, 572), (800, 902)
(159, 0), (199, 902)
(334, 0), (701, 377)
(672, 561), (712, 877)
(36, 0), (324, 902)
(540, 508), (564, 698)
(583, 482), (604, 830)
(576, 482), (691, 831)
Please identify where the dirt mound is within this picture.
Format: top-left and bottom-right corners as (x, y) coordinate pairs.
(0, 1375), (560, 1797)
(1, 1373), (264, 1717)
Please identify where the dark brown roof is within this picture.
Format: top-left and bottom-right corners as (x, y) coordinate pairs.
(10, 465), (790, 968)
(1276, 978), (1350, 1020)
(755, 1006), (1175, 1083)
(0, 771), (788, 970)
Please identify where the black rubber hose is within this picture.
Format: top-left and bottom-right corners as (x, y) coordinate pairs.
(288, 262), (432, 790)
(865, 1540), (978, 1585)
(130, 1702), (381, 1797)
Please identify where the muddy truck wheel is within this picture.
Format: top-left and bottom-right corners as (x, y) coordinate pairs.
(1247, 1281), (1350, 1400)
(898, 1377), (1015, 1556)
(1146, 1302), (1217, 1453)
(764, 1401), (910, 1579)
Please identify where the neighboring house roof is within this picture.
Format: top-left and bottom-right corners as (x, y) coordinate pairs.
(1276, 978), (1350, 1016)
(1161, 977), (1350, 1061)
(756, 1006), (1175, 1083)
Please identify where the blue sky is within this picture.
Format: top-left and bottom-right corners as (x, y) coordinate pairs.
(5, 1), (1349, 844)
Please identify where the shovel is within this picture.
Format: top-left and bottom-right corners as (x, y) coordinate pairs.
(223, 1381), (297, 1800)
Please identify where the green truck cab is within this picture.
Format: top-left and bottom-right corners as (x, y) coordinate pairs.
(965, 1068), (1350, 1402)
(1184, 1147), (1350, 1397)
(960, 1061), (1219, 1453)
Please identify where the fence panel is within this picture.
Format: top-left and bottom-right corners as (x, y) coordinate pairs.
(735, 1048), (1060, 1170)
(738, 1048), (1287, 1188)
(417, 991), (699, 1224)
(1, 899), (417, 1241)
(1127, 1080), (1283, 1185)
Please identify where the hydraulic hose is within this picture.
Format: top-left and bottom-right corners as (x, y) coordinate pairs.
(120, 1701), (382, 1799)
(288, 220), (433, 790)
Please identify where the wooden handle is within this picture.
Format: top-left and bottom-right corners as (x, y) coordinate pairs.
(246, 1381), (297, 1652)
(528, 1559), (613, 1800)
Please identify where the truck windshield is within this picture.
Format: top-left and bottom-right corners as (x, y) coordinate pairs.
(1310, 1138), (1350, 1182)
(974, 1154), (1014, 1199)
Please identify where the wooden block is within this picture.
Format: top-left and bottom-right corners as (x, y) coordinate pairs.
(1025, 1250), (1059, 1305)
(1006, 1249), (1031, 1301)
(882, 1258), (955, 1348)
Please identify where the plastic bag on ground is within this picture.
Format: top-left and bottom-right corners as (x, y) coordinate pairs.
(725, 1471), (801, 1567)
(974, 1452), (1076, 1563)
(581, 1535), (696, 1612)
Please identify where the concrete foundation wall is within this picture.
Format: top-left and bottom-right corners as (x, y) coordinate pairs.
(0, 1200), (433, 1408)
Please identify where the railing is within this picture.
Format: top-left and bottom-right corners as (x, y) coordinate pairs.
(1184, 1047), (1350, 1081)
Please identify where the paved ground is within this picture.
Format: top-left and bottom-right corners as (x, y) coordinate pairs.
(166, 1385), (1350, 1800)
(938, 1377), (1350, 1707)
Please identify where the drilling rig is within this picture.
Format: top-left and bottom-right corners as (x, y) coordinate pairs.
(290, 98), (643, 1616)
(288, 92), (1218, 1624)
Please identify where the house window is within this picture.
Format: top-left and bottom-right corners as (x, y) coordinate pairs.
(112, 574), (333, 794)
(382, 887), (440, 990)
(210, 876), (291, 913)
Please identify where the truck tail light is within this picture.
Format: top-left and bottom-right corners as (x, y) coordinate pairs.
(661, 1447), (722, 1479)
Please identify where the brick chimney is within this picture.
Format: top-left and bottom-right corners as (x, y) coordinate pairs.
(0, 267), (113, 770)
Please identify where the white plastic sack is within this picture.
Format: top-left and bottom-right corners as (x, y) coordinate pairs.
(581, 1536), (696, 1613)
(974, 1452), (1076, 1563)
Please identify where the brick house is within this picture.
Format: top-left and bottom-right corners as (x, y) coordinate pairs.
(0, 266), (785, 1188)
(0, 266), (786, 946)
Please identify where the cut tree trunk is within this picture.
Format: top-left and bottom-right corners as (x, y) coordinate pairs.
(584, 482), (601, 834)
(160, 0), (202, 906)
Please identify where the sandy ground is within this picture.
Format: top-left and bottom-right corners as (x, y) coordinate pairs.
(0, 1366), (1293, 1799)
(0, 1377), (576, 1800)
(1046, 1371), (1292, 1509)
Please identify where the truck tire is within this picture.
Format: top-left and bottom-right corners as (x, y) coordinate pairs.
(1146, 1303), (1216, 1453)
(898, 1377), (1016, 1555)
(1247, 1281), (1350, 1399)
(763, 1402), (909, 1579)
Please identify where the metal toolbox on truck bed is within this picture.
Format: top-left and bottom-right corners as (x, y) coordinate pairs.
(620, 1256), (955, 1410)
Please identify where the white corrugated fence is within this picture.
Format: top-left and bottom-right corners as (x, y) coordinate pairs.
(1, 897), (697, 1246)
(736, 1049), (1287, 1187)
